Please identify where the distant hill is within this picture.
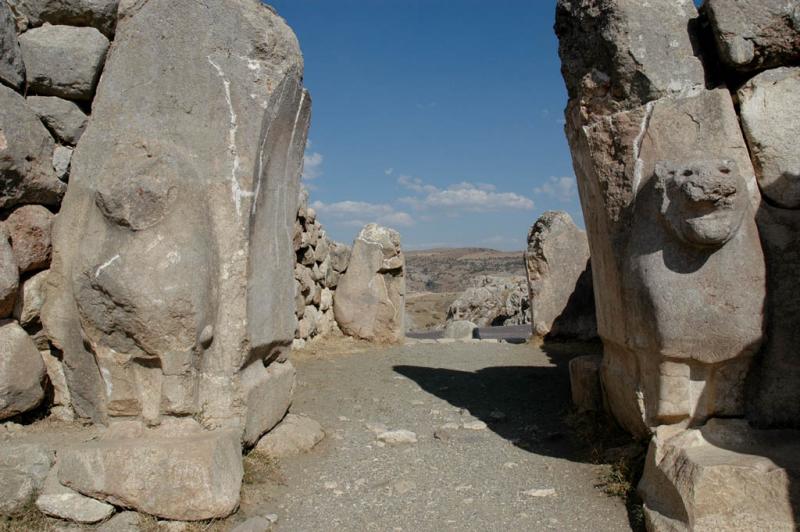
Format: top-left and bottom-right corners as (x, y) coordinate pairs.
(405, 247), (526, 293)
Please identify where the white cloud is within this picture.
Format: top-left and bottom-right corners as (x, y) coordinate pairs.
(398, 176), (534, 212)
(311, 200), (414, 228)
(534, 176), (577, 202)
(302, 152), (323, 180)
(385, 168), (394, 176)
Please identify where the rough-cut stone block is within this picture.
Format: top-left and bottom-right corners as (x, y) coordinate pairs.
(640, 420), (800, 531)
(13, 269), (48, 326)
(334, 224), (405, 343)
(241, 361), (296, 447)
(58, 428), (243, 521)
(0, 84), (64, 209)
(569, 355), (602, 413)
(525, 211), (596, 340)
(13, 0), (120, 37)
(0, 320), (46, 419)
(0, 226), (19, 319)
(0, 0), (25, 90)
(27, 96), (89, 146)
(329, 241), (351, 273)
(18, 24), (109, 101)
(555, 0), (705, 116)
(0, 442), (54, 515)
(254, 413), (324, 458)
(738, 67), (800, 209)
(41, 347), (74, 420)
(705, 0), (800, 72)
(36, 465), (115, 524)
(5, 205), (53, 274)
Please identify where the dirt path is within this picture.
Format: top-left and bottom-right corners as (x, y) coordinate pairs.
(242, 341), (632, 531)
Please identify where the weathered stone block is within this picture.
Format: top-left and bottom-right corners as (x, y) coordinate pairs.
(0, 226), (19, 319)
(254, 413), (324, 458)
(27, 95), (89, 146)
(58, 427), (243, 521)
(0, 320), (46, 420)
(240, 360), (296, 447)
(19, 24), (109, 101)
(6, 205), (53, 274)
(738, 67), (800, 210)
(705, 0), (800, 72)
(0, 442), (54, 515)
(334, 224), (405, 343)
(555, 0), (705, 117)
(13, 269), (48, 326)
(13, 0), (120, 37)
(0, 0), (25, 90)
(0, 84), (64, 209)
(639, 420), (800, 531)
(525, 211), (596, 340)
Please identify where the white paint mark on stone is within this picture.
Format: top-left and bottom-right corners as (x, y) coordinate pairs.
(95, 254), (120, 277)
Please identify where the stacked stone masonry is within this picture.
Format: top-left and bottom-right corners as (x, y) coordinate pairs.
(292, 186), (350, 348)
(556, 0), (800, 530)
(1, 0), (312, 523)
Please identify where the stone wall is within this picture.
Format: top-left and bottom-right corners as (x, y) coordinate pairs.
(1, 0), (113, 422)
(292, 187), (350, 348)
(556, 0), (800, 529)
(446, 275), (529, 328)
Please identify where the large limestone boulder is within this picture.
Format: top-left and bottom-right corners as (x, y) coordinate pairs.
(446, 275), (529, 328)
(738, 67), (800, 210)
(0, 443), (54, 515)
(0, 320), (46, 419)
(334, 224), (405, 343)
(555, 0), (705, 116)
(0, 84), (65, 209)
(524, 211), (596, 340)
(36, 465), (115, 524)
(639, 420), (800, 531)
(12, 0), (120, 37)
(705, 0), (800, 72)
(27, 95), (89, 146)
(59, 425), (243, 520)
(0, 0), (25, 90)
(0, 226), (19, 318)
(18, 24), (109, 101)
(42, 0), (310, 436)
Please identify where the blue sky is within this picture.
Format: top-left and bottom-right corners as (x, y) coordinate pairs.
(269, 1), (580, 251)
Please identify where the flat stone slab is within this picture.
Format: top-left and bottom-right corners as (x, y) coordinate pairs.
(58, 427), (243, 521)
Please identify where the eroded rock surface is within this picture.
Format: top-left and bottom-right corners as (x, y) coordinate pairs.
(446, 276), (529, 328)
(0, 0), (25, 89)
(0, 320), (46, 420)
(334, 224), (405, 343)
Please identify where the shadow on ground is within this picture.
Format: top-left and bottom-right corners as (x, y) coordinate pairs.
(393, 340), (608, 462)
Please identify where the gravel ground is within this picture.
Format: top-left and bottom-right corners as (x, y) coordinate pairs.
(242, 341), (632, 532)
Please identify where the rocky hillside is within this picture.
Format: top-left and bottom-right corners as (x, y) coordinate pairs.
(405, 248), (525, 293)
